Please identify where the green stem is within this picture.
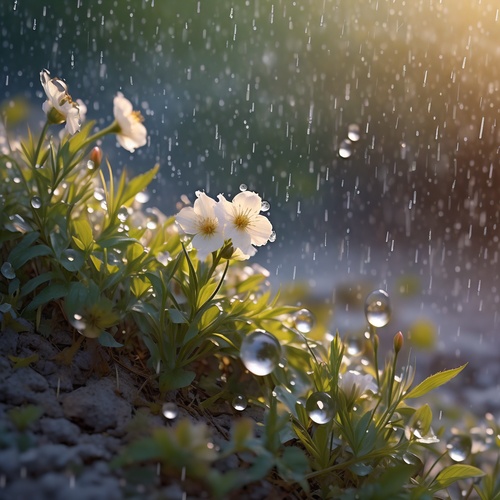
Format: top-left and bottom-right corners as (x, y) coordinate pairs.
(81, 121), (120, 151)
(370, 324), (380, 389)
(33, 120), (50, 168)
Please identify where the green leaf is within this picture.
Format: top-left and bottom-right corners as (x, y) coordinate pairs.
(159, 369), (196, 391)
(405, 364), (467, 400)
(8, 353), (39, 369)
(72, 217), (94, 250)
(121, 164), (160, 207)
(20, 272), (55, 298)
(60, 249), (85, 272)
(432, 464), (485, 491)
(98, 331), (124, 348)
(168, 308), (188, 324)
(25, 283), (68, 311)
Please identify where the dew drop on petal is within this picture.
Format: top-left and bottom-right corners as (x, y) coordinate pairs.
(30, 196), (42, 209)
(293, 308), (315, 334)
(1, 262), (16, 280)
(269, 231), (276, 243)
(239, 183), (248, 192)
(306, 392), (335, 424)
(162, 402), (178, 420)
(240, 330), (281, 376)
(338, 139), (352, 159)
(364, 289), (391, 328)
(347, 123), (360, 142)
(231, 394), (248, 411)
(261, 200), (270, 212)
(447, 434), (472, 462)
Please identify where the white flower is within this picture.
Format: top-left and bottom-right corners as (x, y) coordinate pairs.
(175, 192), (225, 260)
(215, 191), (273, 257)
(113, 92), (147, 152)
(339, 370), (377, 402)
(40, 69), (81, 135)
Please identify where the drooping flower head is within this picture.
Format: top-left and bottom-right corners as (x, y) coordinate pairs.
(113, 92), (147, 152)
(215, 191), (273, 258)
(40, 69), (81, 135)
(175, 191), (225, 260)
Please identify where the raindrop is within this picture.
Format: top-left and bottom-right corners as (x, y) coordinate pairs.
(30, 196), (42, 209)
(402, 452), (423, 471)
(447, 434), (472, 462)
(306, 392), (335, 424)
(70, 313), (86, 332)
(261, 200), (270, 212)
(347, 338), (363, 356)
(239, 183), (248, 192)
(87, 160), (95, 171)
(338, 139), (352, 159)
(231, 394), (248, 411)
(145, 208), (159, 230)
(135, 191), (150, 204)
(293, 308), (315, 334)
(240, 330), (281, 376)
(364, 289), (391, 328)
(1, 262), (16, 280)
(347, 124), (360, 142)
(162, 402), (178, 420)
(269, 231), (277, 243)
(93, 188), (105, 201)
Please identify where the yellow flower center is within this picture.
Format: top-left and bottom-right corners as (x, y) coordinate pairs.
(132, 110), (145, 123)
(233, 213), (251, 231)
(198, 217), (218, 237)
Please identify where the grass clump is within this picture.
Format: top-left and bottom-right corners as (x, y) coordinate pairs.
(0, 70), (498, 498)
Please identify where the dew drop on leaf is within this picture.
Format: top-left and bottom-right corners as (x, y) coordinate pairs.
(364, 289), (391, 328)
(30, 196), (42, 209)
(240, 330), (281, 376)
(1, 262), (16, 280)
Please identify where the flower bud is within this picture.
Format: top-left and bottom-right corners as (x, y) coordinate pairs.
(89, 147), (103, 169)
(393, 331), (404, 354)
(219, 243), (235, 260)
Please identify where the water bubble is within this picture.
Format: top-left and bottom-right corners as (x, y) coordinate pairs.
(1, 262), (16, 280)
(231, 394), (248, 411)
(364, 289), (391, 328)
(447, 434), (472, 462)
(347, 338), (363, 356)
(162, 402), (178, 420)
(135, 191), (150, 204)
(117, 207), (128, 222)
(347, 124), (361, 142)
(239, 183), (248, 192)
(93, 188), (105, 201)
(293, 308), (315, 334)
(306, 392), (335, 424)
(269, 231), (276, 243)
(261, 200), (270, 212)
(240, 330), (281, 376)
(338, 139), (352, 159)
(30, 196), (42, 209)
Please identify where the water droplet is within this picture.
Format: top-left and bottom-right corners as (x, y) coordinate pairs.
(261, 200), (270, 212)
(232, 394), (248, 411)
(347, 124), (360, 142)
(293, 308), (315, 334)
(306, 392), (335, 424)
(347, 338), (363, 356)
(30, 196), (42, 209)
(135, 191), (150, 204)
(93, 188), (105, 201)
(239, 183), (248, 192)
(162, 402), (178, 420)
(364, 289), (391, 328)
(402, 452), (423, 471)
(1, 262), (16, 280)
(269, 231), (276, 243)
(240, 330), (281, 376)
(70, 313), (86, 332)
(87, 160), (95, 170)
(145, 208), (159, 230)
(447, 434), (472, 462)
(338, 139), (352, 159)
(117, 207), (128, 222)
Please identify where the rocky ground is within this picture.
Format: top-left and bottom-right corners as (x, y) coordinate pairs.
(0, 326), (288, 500)
(1, 319), (499, 500)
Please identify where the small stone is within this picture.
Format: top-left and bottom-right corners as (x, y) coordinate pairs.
(0, 447), (21, 478)
(20, 443), (80, 475)
(0, 328), (19, 355)
(61, 378), (132, 434)
(39, 418), (81, 445)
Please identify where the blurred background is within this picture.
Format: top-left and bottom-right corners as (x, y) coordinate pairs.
(1, 0), (500, 411)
